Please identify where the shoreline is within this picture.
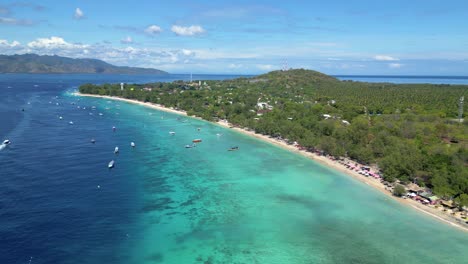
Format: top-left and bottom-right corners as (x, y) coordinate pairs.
(75, 92), (468, 232)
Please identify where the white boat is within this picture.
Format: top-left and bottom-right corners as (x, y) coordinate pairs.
(114, 146), (119, 154)
(169, 131), (176, 135)
(185, 144), (192, 148)
(130, 142), (135, 148)
(108, 160), (115, 168)
(2, 139), (11, 145)
(69, 121), (74, 125)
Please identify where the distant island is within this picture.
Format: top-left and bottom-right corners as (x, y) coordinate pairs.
(0, 54), (168, 74)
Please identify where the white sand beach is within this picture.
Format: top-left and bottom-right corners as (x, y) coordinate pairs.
(76, 92), (468, 232)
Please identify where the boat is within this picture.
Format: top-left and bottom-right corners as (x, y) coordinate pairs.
(108, 160), (115, 168)
(91, 138), (96, 144)
(192, 139), (202, 143)
(169, 131), (176, 135)
(228, 146), (239, 151)
(130, 142), (136, 148)
(114, 146), (119, 154)
(185, 144), (193, 148)
(69, 121), (74, 125)
(2, 139), (11, 145)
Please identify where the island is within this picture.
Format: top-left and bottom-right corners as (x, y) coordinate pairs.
(79, 69), (468, 229)
(0, 54), (168, 74)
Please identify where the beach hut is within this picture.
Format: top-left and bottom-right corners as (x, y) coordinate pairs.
(440, 200), (456, 210)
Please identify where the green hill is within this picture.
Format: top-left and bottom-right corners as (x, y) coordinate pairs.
(0, 54), (168, 74)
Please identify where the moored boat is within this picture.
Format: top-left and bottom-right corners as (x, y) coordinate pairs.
(108, 160), (115, 168)
(130, 142), (136, 148)
(169, 131), (176, 135)
(114, 146), (119, 154)
(192, 139), (202, 143)
(228, 146), (239, 151)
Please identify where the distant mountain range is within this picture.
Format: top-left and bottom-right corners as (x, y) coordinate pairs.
(0, 54), (168, 74)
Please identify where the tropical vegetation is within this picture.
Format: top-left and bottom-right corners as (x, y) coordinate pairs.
(79, 69), (468, 206)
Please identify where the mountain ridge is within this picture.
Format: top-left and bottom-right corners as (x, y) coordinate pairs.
(0, 54), (168, 74)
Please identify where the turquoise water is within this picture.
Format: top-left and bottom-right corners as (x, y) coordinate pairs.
(1, 74), (467, 264)
(82, 96), (468, 264)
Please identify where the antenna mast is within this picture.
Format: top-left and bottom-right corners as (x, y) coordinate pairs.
(459, 96), (464, 123)
(282, 58), (288, 71)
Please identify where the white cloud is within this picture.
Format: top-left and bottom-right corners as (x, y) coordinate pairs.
(228, 63), (243, 69)
(388, 63), (403, 69)
(0, 39), (21, 47)
(181, 49), (193, 56)
(27, 36), (87, 49)
(374, 55), (399, 61)
(74, 8), (84, 19)
(171, 25), (205, 36)
(256, 64), (274, 71)
(193, 49), (257, 60)
(120, 36), (133, 44)
(0, 17), (34, 26)
(144, 25), (162, 35)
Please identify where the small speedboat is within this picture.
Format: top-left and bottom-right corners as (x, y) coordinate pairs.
(2, 139), (11, 145)
(108, 160), (115, 169)
(69, 121), (74, 125)
(112, 126), (116, 132)
(192, 139), (202, 143)
(91, 138), (96, 144)
(114, 146), (119, 154)
(185, 144), (193, 148)
(169, 131), (176, 135)
(130, 142), (135, 148)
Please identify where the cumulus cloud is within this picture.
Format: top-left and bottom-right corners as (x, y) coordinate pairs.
(0, 39), (20, 47)
(388, 63), (403, 69)
(171, 25), (205, 36)
(374, 55), (399, 61)
(0, 36), (198, 70)
(74, 8), (84, 19)
(120, 36), (133, 44)
(27, 36), (87, 49)
(144, 25), (162, 35)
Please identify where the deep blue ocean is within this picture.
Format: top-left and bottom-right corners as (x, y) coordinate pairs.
(1, 73), (467, 264)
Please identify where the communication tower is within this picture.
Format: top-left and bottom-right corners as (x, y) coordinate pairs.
(459, 96), (464, 123)
(282, 59), (288, 71)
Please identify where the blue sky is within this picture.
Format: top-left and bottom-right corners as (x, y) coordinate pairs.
(1, 0), (467, 74)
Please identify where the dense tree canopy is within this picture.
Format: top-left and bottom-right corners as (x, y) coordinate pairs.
(79, 69), (468, 206)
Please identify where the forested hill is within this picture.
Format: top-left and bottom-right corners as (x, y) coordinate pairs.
(79, 69), (468, 207)
(0, 54), (168, 74)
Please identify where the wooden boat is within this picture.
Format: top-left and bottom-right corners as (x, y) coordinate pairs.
(228, 146), (239, 151)
(192, 139), (202, 143)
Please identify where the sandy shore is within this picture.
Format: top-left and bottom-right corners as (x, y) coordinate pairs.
(75, 92), (468, 232)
